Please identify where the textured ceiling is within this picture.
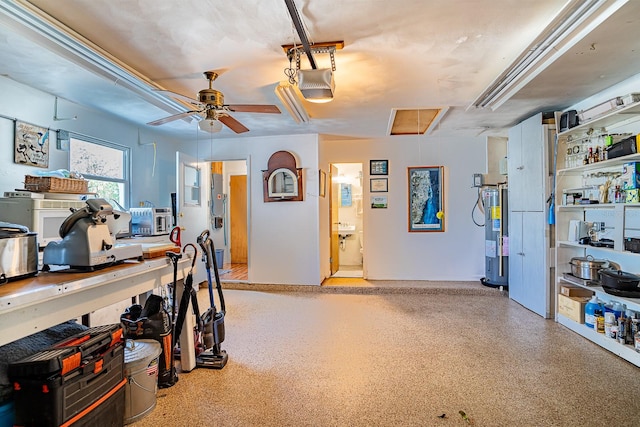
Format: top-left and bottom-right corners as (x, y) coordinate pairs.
(0, 0), (639, 141)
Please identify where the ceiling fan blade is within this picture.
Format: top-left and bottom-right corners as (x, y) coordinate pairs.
(227, 104), (281, 114)
(218, 114), (249, 133)
(147, 110), (200, 126)
(154, 89), (201, 105)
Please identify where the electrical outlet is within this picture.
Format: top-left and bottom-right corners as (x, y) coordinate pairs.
(473, 173), (484, 187)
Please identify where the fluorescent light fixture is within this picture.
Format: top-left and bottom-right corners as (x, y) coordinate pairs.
(297, 69), (334, 103)
(0, 1), (192, 117)
(274, 82), (310, 123)
(470, 0), (628, 111)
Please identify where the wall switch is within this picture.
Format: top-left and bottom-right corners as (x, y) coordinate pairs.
(473, 173), (484, 187)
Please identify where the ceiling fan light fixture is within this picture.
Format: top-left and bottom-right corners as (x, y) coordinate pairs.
(297, 69), (334, 103)
(198, 118), (223, 133)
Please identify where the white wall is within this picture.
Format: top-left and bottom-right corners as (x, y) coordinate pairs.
(0, 77), (181, 208)
(321, 134), (487, 281)
(179, 133), (322, 285)
(0, 76), (489, 284)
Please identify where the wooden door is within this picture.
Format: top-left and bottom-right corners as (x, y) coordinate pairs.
(230, 175), (248, 263)
(329, 165), (339, 275)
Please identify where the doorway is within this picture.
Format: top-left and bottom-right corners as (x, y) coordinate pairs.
(330, 163), (363, 278)
(213, 160), (249, 282)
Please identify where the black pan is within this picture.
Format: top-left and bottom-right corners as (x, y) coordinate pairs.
(599, 268), (640, 291)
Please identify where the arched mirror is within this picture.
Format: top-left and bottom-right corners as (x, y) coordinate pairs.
(268, 168), (298, 198)
(262, 151), (303, 202)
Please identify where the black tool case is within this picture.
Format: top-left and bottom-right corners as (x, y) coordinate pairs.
(8, 324), (125, 427)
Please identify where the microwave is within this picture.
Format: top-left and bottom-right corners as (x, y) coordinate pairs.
(0, 198), (86, 247)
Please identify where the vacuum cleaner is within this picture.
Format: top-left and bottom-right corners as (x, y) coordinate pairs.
(171, 229), (228, 369)
(195, 229), (228, 368)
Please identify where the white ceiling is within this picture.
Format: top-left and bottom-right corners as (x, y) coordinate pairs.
(0, 0), (639, 141)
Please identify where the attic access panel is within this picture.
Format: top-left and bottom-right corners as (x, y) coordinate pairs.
(388, 108), (443, 135)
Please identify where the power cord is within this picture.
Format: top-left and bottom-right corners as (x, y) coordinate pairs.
(472, 187), (485, 227)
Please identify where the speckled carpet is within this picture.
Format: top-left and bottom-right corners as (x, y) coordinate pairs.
(131, 284), (640, 427)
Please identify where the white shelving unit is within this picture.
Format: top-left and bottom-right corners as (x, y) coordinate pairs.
(555, 100), (640, 366)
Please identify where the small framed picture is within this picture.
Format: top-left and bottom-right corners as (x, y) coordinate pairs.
(370, 159), (389, 175)
(371, 195), (388, 209)
(370, 178), (388, 192)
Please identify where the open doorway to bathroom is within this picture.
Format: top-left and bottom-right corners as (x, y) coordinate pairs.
(330, 163), (363, 278)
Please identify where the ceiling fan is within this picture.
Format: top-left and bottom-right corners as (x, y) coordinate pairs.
(148, 71), (281, 133)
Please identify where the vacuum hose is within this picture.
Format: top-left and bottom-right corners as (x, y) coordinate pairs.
(197, 230), (226, 314)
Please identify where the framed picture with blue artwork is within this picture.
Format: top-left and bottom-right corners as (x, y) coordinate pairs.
(369, 159), (388, 175)
(407, 166), (445, 232)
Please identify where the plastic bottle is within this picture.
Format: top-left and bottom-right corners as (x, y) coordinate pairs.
(618, 312), (627, 344)
(595, 309), (605, 334)
(604, 311), (616, 339)
(625, 310), (635, 345)
(584, 296), (602, 329)
(606, 302), (626, 320)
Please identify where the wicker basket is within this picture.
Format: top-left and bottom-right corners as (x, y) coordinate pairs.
(24, 175), (89, 194)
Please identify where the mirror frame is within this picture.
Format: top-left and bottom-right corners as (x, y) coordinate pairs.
(262, 150), (303, 202)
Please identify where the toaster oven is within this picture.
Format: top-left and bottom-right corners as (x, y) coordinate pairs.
(129, 207), (172, 235)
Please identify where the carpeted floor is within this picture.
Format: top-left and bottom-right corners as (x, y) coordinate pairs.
(131, 284), (640, 427)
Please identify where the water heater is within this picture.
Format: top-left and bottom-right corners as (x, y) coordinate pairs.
(481, 186), (509, 288)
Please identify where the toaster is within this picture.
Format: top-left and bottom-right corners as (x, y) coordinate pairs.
(0, 222), (38, 282)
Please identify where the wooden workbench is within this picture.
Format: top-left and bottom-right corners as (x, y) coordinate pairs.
(0, 257), (192, 348)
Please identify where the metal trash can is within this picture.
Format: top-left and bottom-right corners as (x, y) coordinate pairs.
(123, 339), (161, 424)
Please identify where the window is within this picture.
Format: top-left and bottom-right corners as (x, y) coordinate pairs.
(69, 135), (130, 208)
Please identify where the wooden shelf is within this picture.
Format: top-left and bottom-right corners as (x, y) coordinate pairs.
(558, 101), (640, 141)
(558, 275), (640, 312)
(557, 152), (640, 175)
(557, 314), (640, 367)
(557, 203), (619, 210)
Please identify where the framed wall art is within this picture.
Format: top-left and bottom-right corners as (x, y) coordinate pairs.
(14, 120), (50, 168)
(407, 166), (445, 232)
(369, 159), (388, 175)
(370, 177), (388, 192)
(371, 195), (388, 209)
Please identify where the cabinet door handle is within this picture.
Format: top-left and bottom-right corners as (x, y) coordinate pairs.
(518, 252), (525, 256)
(517, 166), (524, 170)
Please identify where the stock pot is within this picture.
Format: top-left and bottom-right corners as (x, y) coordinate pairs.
(569, 255), (609, 280)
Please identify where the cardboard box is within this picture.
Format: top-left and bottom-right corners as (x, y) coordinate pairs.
(558, 294), (590, 324)
(621, 162), (640, 190)
(626, 189), (639, 204)
(560, 285), (594, 298)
